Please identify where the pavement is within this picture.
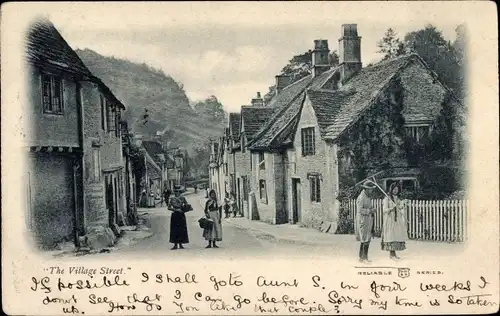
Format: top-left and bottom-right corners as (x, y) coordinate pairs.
(56, 190), (466, 263)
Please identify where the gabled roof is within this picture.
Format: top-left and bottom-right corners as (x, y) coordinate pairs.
(321, 54), (435, 141)
(25, 17), (125, 109)
(249, 68), (339, 150)
(240, 106), (276, 140)
(25, 17), (94, 79)
(142, 140), (174, 167)
(306, 89), (355, 137)
(228, 113), (241, 141)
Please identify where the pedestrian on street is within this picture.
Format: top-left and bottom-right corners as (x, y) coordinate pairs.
(356, 183), (376, 263)
(381, 182), (408, 260)
(223, 195), (231, 218)
(168, 189), (189, 250)
(163, 188), (172, 207)
(204, 189), (223, 248)
(230, 193), (239, 218)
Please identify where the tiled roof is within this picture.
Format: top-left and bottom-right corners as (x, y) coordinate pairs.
(240, 106), (276, 140)
(321, 54), (426, 140)
(146, 160), (162, 179)
(25, 17), (94, 79)
(249, 68), (338, 150)
(306, 89), (354, 137)
(228, 113), (241, 141)
(142, 140), (172, 167)
(25, 17), (125, 109)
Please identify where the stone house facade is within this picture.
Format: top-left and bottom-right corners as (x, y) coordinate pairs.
(249, 24), (460, 230)
(24, 18), (130, 250)
(209, 23), (462, 232)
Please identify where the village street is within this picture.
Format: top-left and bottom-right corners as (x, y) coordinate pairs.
(109, 191), (466, 263)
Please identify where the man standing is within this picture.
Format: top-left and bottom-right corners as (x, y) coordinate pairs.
(356, 183), (376, 263)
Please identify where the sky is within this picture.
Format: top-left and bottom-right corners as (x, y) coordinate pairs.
(19, 2), (466, 113)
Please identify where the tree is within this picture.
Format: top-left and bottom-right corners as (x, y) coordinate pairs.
(377, 28), (406, 60)
(194, 95), (225, 121)
(403, 25), (462, 95)
(188, 142), (211, 178)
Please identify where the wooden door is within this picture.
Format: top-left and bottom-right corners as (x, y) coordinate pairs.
(292, 178), (301, 224)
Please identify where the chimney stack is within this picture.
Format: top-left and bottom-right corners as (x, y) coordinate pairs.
(251, 92), (264, 106)
(312, 39), (330, 77)
(275, 75), (291, 96)
(338, 24), (362, 82)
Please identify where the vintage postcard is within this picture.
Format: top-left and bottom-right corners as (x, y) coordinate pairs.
(1, 1), (498, 315)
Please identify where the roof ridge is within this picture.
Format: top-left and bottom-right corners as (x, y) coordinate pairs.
(248, 83), (311, 148)
(267, 93), (306, 147)
(330, 59), (411, 141)
(281, 74), (312, 92)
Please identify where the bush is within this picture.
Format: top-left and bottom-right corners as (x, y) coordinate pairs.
(335, 204), (354, 234)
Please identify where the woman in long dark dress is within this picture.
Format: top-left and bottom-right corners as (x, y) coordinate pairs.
(204, 189), (223, 248)
(168, 189), (189, 250)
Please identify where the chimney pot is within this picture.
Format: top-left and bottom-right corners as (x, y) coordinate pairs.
(312, 39), (330, 78)
(338, 24), (362, 82)
(251, 91), (264, 106)
(275, 75), (291, 96)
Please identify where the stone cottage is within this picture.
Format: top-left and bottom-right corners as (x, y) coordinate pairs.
(247, 38), (342, 225)
(249, 24), (461, 230)
(24, 17), (129, 249)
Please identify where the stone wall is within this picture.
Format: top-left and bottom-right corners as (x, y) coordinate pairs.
(26, 66), (80, 147)
(292, 97), (339, 229)
(27, 152), (75, 248)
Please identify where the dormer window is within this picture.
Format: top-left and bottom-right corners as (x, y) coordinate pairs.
(405, 124), (431, 143)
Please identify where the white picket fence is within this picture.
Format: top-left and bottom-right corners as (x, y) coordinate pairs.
(342, 199), (468, 242)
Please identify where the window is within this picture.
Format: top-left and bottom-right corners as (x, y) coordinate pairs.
(259, 152), (265, 170)
(301, 127), (315, 156)
(42, 74), (63, 114)
(405, 125), (430, 143)
(259, 180), (268, 204)
(115, 109), (121, 137)
(92, 149), (101, 181)
(385, 178), (418, 192)
(309, 174), (321, 202)
(100, 95), (107, 130)
(107, 101), (116, 133)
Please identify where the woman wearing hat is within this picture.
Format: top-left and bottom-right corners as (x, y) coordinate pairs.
(356, 183), (376, 263)
(168, 189), (189, 250)
(203, 189), (223, 248)
(381, 182), (408, 260)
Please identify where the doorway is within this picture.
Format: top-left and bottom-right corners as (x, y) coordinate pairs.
(237, 178), (241, 211)
(292, 178), (301, 224)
